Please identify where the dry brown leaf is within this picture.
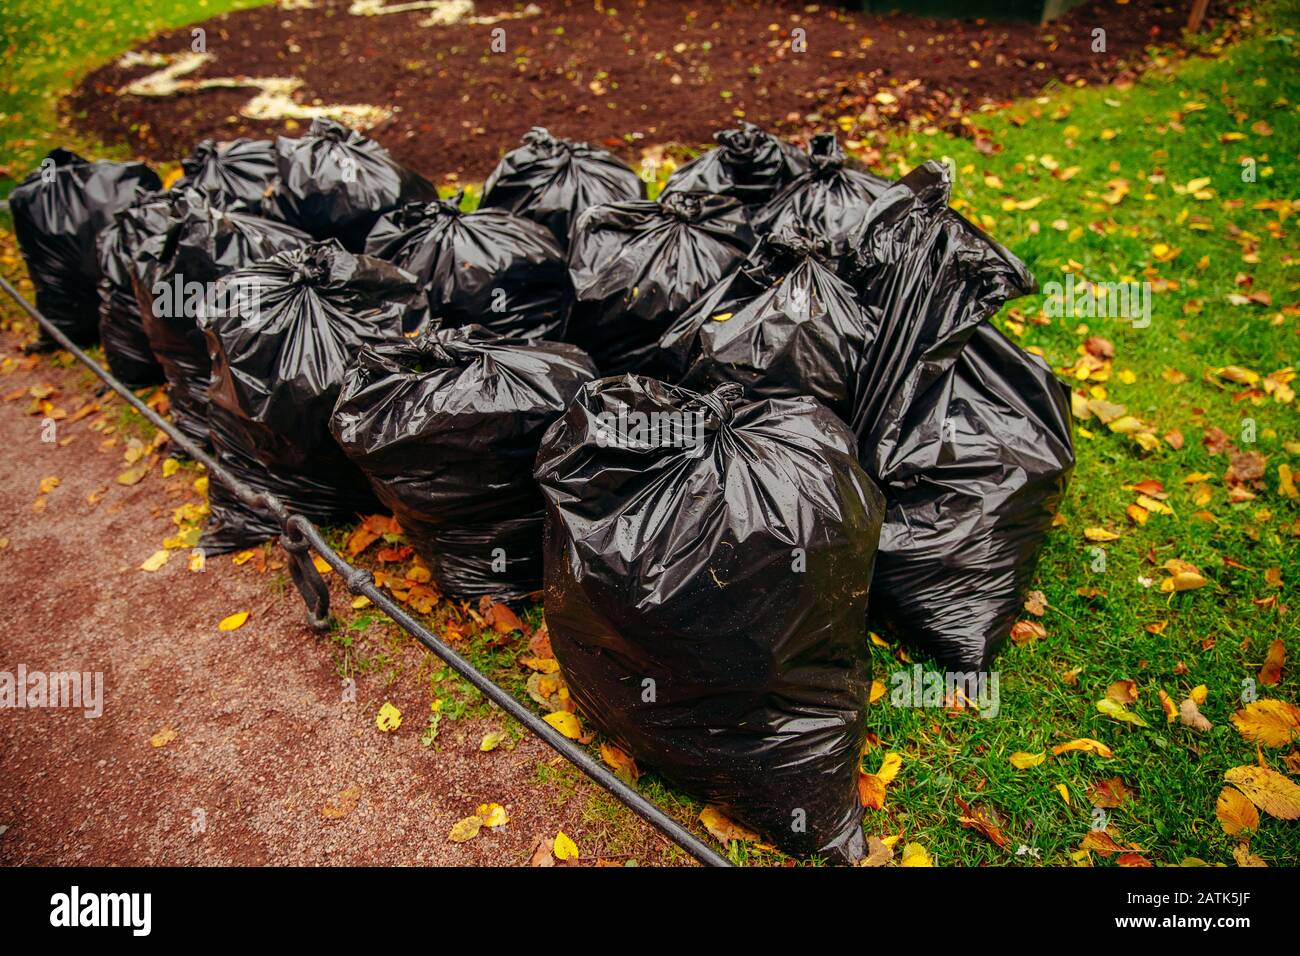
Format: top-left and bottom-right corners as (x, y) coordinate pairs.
(1052, 738), (1114, 758)
(1088, 777), (1132, 808)
(1215, 786), (1259, 836)
(1223, 764), (1300, 819)
(321, 784), (362, 820)
(1106, 680), (1138, 705)
(1230, 699), (1300, 747)
(1258, 639), (1285, 686)
(699, 805), (759, 844)
(1180, 697), (1212, 732)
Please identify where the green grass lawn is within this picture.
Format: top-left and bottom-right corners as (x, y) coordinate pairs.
(0, 0), (1295, 866)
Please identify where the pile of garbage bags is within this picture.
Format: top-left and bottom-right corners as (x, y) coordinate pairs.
(8, 123), (1072, 864)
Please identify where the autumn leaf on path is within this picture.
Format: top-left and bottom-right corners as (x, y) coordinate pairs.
(448, 815), (482, 843)
(375, 701), (402, 733)
(217, 611), (249, 632)
(150, 728), (177, 748)
(321, 785), (362, 820)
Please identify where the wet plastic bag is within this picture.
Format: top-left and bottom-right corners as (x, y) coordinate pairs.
(364, 197), (572, 341)
(751, 134), (892, 264)
(199, 241), (422, 553)
(659, 225), (877, 422)
(479, 127), (644, 248)
(10, 148), (161, 345)
(176, 138), (279, 214)
(332, 326), (598, 603)
(96, 191), (173, 387)
(566, 191), (754, 376)
(133, 191), (313, 446)
(271, 118), (438, 251)
(847, 162), (1074, 669)
(660, 121), (809, 207)
(535, 377), (885, 863)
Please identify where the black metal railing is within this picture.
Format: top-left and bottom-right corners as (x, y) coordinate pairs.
(0, 273), (731, 868)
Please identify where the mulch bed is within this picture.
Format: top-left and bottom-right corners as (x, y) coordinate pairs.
(68, 0), (1224, 182)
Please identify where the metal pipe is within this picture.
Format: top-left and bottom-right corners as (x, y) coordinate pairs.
(0, 272), (731, 868)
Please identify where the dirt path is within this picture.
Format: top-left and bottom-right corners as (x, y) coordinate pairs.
(70, 0), (1221, 182)
(0, 330), (676, 866)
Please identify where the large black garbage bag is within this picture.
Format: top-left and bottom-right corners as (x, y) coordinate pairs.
(660, 122), (809, 207)
(96, 191), (173, 387)
(847, 161), (1074, 669)
(10, 148), (161, 345)
(659, 226), (877, 423)
(332, 326), (597, 602)
(133, 191), (312, 446)
(199, 241), (421, 553)
(270, 118), (437, 251)
(751, 134), (891, 265)
(176, 138), (278, 214)
(364, 197), (572, 341)
(535, 377), (885, 863)
(566, 191), (754, 376)
(479, 127), (644, 249)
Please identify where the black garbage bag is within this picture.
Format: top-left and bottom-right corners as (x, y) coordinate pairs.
(176, 138), (278, 214)
(659, 225), (877, 423)
(133, 191), (313, 446)
(660, 121), (809, 207)
(535, 377), (885, 863)
(10, 148), (161, 345)
(847, 161), (1074, 669)
(479, 127), (644, 248)
(364, 196), (572, 341)
(199, 241), (422, 553)
(751, 133), (892, 265)
(270, 118), (437, 251)
(96, 191), (173, 387)
(566, 191), (754, 376)
(332, 326), (598, 603)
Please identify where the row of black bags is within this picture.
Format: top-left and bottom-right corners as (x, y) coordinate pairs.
(10, 122), (1073, 863)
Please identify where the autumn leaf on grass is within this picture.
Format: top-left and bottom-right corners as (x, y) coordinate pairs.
(1010, 619), (1046, 645)
(481, 599), (526, 636)
(375, 701), (402, 733)
(1052, 738), (1114, 758)
(1215, 787), (1259, 836)
(1223, 765), (1300, 819)
(1258, 639), (1285, 686)
(1179, 697), (1212, 732)
(1106, 680), (1138, 705)
(600, 742), (640, 783)
(899, 842), (933, 867)
(1230, 699), (1300, 747)
(1160, 559), (1208, 593)
(150, 728), (177, 748)
(956, 796), (1009, 848)
(1232, 843), (1267, 867)
(700, 805), (758, 845)
(448, 815), (483, 843)
(321, 785), (362, 821)
(1084, 527), (1121, 543)
(859, 752), (901, 808)
(1009, 751), (1046, 769)
(859, 834), (893, 867)
(217, 611), (249, 632)
(1023, 590), (1047, 616)
(1158, 689), (1178, 724)
(1097, 698), (1149, 728)
(479, 731), (505, 752)
(1088, 777), (1132, 808)
(543, 711), (582, 740)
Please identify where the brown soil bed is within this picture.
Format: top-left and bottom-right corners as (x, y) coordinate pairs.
(68, 0), (1221, 183)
